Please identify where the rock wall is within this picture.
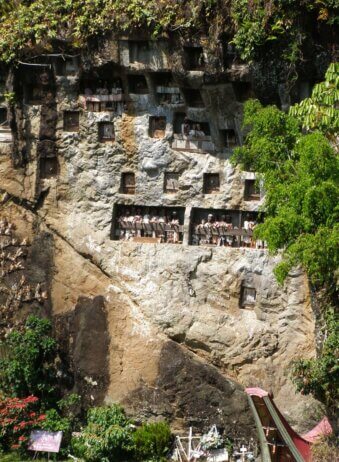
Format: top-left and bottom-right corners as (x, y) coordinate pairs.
(0, 34), (323, 436)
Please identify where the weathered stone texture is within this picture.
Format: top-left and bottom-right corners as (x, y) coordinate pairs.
(0, 36), (322, 436)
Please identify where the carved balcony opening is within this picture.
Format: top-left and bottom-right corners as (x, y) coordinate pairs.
(80, 64), (125, 112)
(172, 113), (214, 153)
(152, 72), (184, 105)
(190, 208), (264, 247)
(112, 204), (184, 244)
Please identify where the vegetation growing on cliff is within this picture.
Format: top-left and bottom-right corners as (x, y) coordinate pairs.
(0, 0), (337, 67)
(232, 63), (339, 419)
(0, 318), (172, 460)
(0, 315), (59, 405)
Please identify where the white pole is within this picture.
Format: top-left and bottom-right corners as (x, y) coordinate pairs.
(188, 427), (192, 461)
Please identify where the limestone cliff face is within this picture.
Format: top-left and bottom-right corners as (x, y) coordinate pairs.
(0, 36), (322, 436)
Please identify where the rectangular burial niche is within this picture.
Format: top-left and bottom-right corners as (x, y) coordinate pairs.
(244, 179), (260, 201)
(112, 204), (185, 243)
(220, 129), (238, 149)
(190, 207), (242, 246)
(39, 156), (58, 179)
(0, 107), (8, 125)
(120, 172), (136, 195)
(164, 172), (179, 193)
(63, 111), (79, 132)
(203, 173), (220, 194)
(129, 41), (150, 64)
(127, 74), (149, 94)
(182, 88), (204, 107)
(183, 46), (204, 70)
(149, 116), (166, 138)
(98, 122), (115, 142)
(240, 285), (256, 308)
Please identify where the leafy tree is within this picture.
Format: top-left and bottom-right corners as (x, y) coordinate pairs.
(0, 316), (58, 405)
(231, 65), (339, 421)
(232, 101), (338, 288)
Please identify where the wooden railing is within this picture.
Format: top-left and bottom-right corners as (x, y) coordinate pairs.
(119, 221), (184, 232)
(171, 134), (215, 153)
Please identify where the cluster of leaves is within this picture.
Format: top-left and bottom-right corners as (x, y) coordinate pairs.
(0, 315), (59, 405)
(289, 62), (339, 136)
(0, 0), (228, 63)
(291, 309), (338, 407)
(231, 0), (338, 64)
(0, 395), (46, 453)
(0, 0), (337, 66)
(71, 404), (171, 462)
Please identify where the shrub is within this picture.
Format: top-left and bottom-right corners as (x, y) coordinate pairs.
(0, 395), (46, 453)
(0, 316), (58, 405)
(133, 421), (172, 462)
(71, 404), (134, 462)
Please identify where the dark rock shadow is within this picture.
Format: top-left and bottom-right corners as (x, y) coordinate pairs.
(54, 296), (110, 407)
(124, 339), (255, 438)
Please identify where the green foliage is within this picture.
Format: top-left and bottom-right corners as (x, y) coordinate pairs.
(232, 101), (338, 288)
(71, 404), (134, 462)
(71, 405), (172, 462)
(231, 1), (338, 64)
(232, 65), (339, 410)
(0, 316), (58, 405)
(0, 0), (337, 67)
(133, 421), (171, 462)
(289, 62), (339, 135)
(291, 309), (338, 408)
(231, 99), (299, 173)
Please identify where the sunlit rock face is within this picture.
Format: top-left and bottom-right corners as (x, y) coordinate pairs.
(0, 35), (322, 435)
